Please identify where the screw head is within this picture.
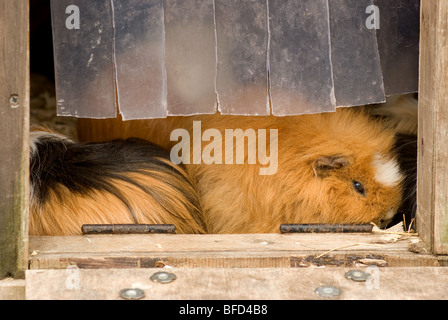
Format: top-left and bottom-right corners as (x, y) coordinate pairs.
(119, 288), (145, 300)
(150, 271), (177, 284)
(9, 94), (19, 108)
(345, 270), (371, 282)
(315, 286), (341, 298)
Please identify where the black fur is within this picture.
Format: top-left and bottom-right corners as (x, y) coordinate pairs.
(392, 133), (417, 230)
(30, 136), (201, 225)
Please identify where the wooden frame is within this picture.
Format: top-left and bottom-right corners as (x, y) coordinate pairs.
(0, 0), (30, 280)
(1, 0), (448, 300)
(23, 233), (448, 299)
(418, 0), (448, 255)
(28, 234), (446, 270)
(25, 267), (448, 300)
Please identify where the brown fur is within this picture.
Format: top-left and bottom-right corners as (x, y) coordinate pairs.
(30, 171), (205, 236)
(78, 107), (403, 234)
(30, 130), (206, 236)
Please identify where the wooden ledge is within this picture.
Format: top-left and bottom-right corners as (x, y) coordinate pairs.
(0, 278), (26, 300)
(26, 267), (448, 300)
(29, 233), (444, 269)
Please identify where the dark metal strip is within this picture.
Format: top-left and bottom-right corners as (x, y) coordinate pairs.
(280, 224), (373, 234)
(82, 224), (176, 235)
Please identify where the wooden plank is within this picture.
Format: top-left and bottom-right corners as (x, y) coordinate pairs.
(0, 278), (25, 300)
(29, 234), (442, 269)
(0, 0), (30, 279)
(418, 0), (448, 254)
(25, 267), (448, 300)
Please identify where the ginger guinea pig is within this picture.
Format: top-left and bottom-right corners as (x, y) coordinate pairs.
(77, 107), (404, 234)
(29, 128), (206, 236)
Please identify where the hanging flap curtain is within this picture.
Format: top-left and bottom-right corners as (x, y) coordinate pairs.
(50, 0), (420, 120)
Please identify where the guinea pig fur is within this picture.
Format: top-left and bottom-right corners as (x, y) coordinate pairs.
(365, 94), (418, 230)
(29, 128), (206, 236)
(391, 133), (417, 230)
(367, 93), (418, 136)
(77, 107), (404, 234)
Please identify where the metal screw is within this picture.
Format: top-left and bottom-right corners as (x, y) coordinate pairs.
(150, 271), (177, 284)
(9, 94), (19, 108)
(119, 288), (145, 300)
(345, 270), (371, 282)
(315, 286), (341, 298)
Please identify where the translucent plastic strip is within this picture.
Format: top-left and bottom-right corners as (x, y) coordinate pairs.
(163, 0), (217, 116)
(269, 0), (335, 116)
(215, 0), (270, 115)
(113, 0), (167, 120)
(50, 0), (116, 118)
(329, 0), (385, 107)
(374, 0), (420, 96)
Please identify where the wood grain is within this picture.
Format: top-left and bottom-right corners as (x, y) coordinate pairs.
(26, 267), (448, 300)
(0, 0), (29, 279)
(29, 234), (444, 270)
(418, 0), (448, 254)
(0, 278), (25, 300)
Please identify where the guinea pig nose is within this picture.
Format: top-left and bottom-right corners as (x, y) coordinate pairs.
(379, 219), (390, 229)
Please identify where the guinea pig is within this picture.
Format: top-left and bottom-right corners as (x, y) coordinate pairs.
(29, 127), (206, 236)
(77, 107), (404, 234)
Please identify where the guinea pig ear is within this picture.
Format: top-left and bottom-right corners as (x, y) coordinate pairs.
(313, 156), (349, 177)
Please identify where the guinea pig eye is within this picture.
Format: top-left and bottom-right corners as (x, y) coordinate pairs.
(353, 181), (366, 196)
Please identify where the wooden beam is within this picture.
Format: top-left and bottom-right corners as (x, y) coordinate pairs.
(25, 267), (448, 300)
(418, 0), (448, 254)
(29, 234), (444, 270)
(0, 278), (25, 300)
(0, 0), (30, 279)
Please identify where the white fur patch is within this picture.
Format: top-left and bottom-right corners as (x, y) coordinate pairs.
(384, 208), (396, 221)
(373, 154), (403, 187)
(29, 131), (71, 157)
